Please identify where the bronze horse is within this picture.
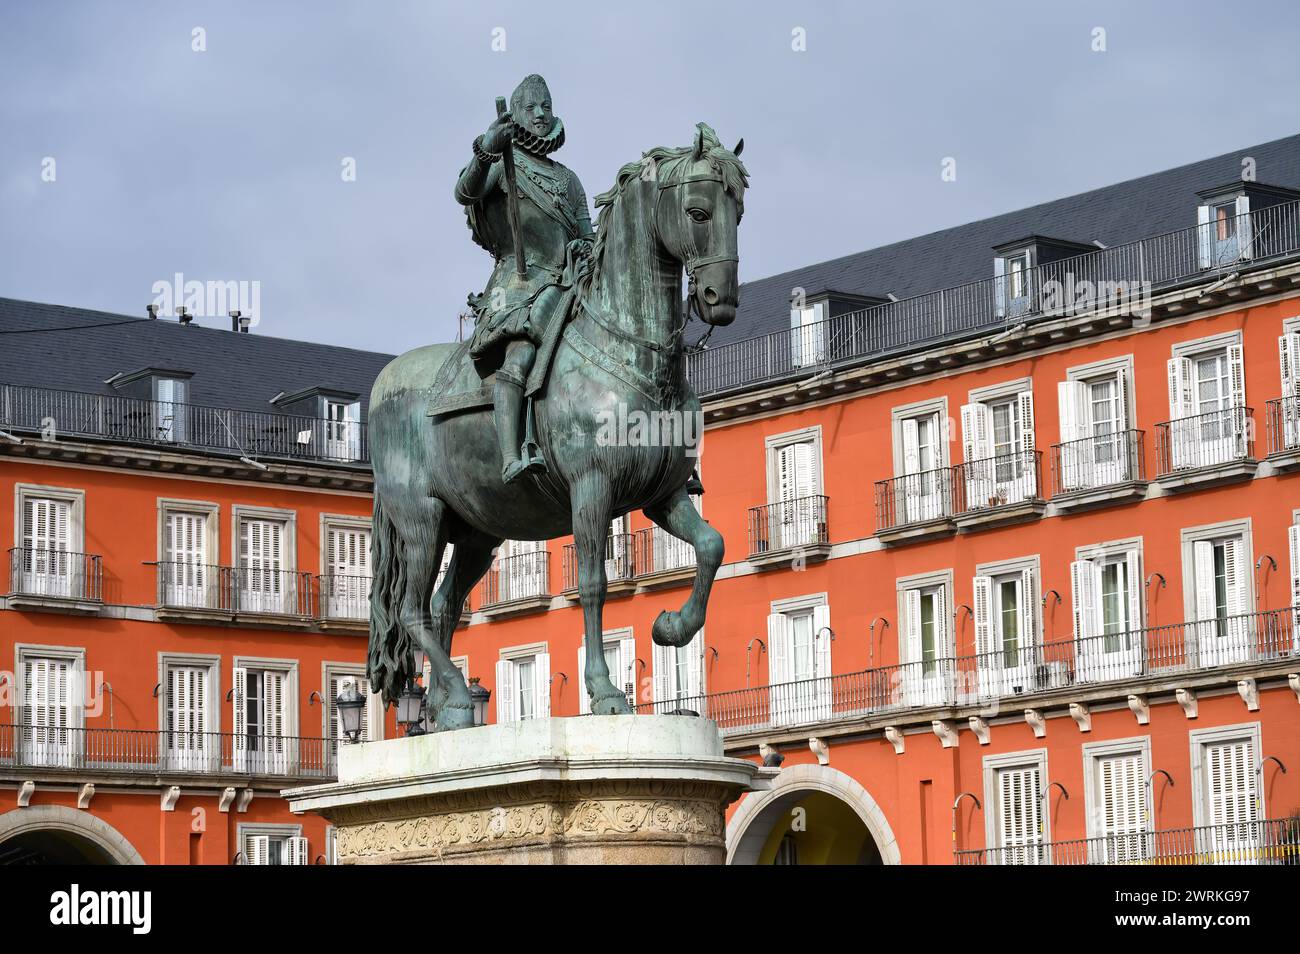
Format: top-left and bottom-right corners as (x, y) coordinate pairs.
(367, 124), (748, 728)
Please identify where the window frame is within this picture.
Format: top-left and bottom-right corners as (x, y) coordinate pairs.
(13, 483), (86, 553)
(764, 425), (825, 505)
(1188, 722), (1264, 829)
(1081, 735), (1153, 840)
(982, 748), (1051, 853)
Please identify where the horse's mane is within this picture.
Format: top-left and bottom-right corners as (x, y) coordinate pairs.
(588, 123), (749, 281)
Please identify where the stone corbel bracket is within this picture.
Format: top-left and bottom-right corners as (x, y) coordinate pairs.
(17, 781), (35, 808)
(1290, 674), (1300, 704)
(932, 719), (958, 749)
(1176, 688), (1198, 719)
(1069, 702), (1091, 733)
(808, 737), (829, 766)
(968, 716), (990, 745)
(883, 726), (904, 755)
(1237, 678), (1259, 712)
(77, 783), (95, 810)
(161, 786), (181, 812)
(1127, 694), (1150, 725)
(1024, 709), (1046, 739)
(219, 787), (237, 813)
(236, 788), (255, 813)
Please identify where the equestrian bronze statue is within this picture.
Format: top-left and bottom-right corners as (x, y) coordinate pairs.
(367, 74), (748, 729)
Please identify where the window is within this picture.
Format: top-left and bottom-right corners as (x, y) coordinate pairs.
(1167, 336), (1247, 468)
(1290, 521), (1300, 639)
(154, 377), (189, 443)
(159, 499), (218, 608)
(161, 655), (218, 773)
(973, 563), (1043, 696)
(323, 398), (361, 461)
(652, 631), (705, 711)
(961, 387), (1036, 505)
(995, 251), (1034, 318)
(14, 485), (84, 599)
(1189, 533), (1253, 667)
(984, 750), (1049, 864)
(1197, 195), (1251, 268)
(892, 401), (949, 523)
(1280, 327), (1300, 449)
(1083, 738), (1152, 862)
(233, 662), (295, 774)
(1190, 724), (1262, 861)
(241, 826), (309, 866)
(325, 668), (383, 746)
(767, 599), (832, 724)
(323, 520), (371, 619)
(577, 629), (636, 714)
(899, 574), (952, 707)
(235, 508), (295, 614)
(17, 647), (84, 767)
(1058, 361), (1133, 489)
(1072, 546), (1143, 682)
(790, 301), (827, 368)
(492, 540), (548, 602)
(495, 646), (550, 723)
(764, 428), (824, 550)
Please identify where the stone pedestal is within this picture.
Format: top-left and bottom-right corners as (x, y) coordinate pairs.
(285, 715), (768, 865)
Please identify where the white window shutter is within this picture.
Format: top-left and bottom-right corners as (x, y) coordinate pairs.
(248, 835), (270, 866)
(1071, 560), (1099, 640)
(1020, 566), (1037, 645)
(1017, 389), (1036, 454)
(960, 403), (976, 463)
(1099, 752), (1147, 838)
(1057, 380), (1080, 444)
(1196, 204), (1212, 268)
(534, 652), (551, 717)
(1235, 195), (1252, 260)
(972, 576), (994, 658)
(495, 659), (516, 724)
(1125, 550), (1144, 631)
(935, 585), (950, 657)
(904, 589), (922, 665)
(901, 417), (920, 476)
(1227, 342), (1246, 411)
(1114, 370), (1130, 431)
(617, 637), (636, 706)
(1205, 738), (1258, 826)
(287, 835), (310, 866)
(1289, 524), (1300, 627)
(1194, 541), (1217, 622)
(1167, 357), (1193, 420)
(994, 255), (1008, 317)
(1223, 538), (1249, 618)
(767, 613), (789, 685)
(232, 666), (247, 772)
(812, 604), (831, 680)
(686, 633), (704, 698)
(651, 641), (672, 707)
(576, 644), (590, 715)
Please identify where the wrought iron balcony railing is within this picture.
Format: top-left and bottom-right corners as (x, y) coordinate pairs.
(481, 549), (550, 607)
(1155, 405), (1254, 475)
(0, 383), (369, 464)
(874, 466), (956, 532)
(953, 449), (1043, 514)
(561, 534), (636, 592)
(1266, 395), (1300, 455)
(634, 605), (1298, 735)
(685, 199), (1300, 397)
(747, 495), (830, 557)
(632, 526), (696, 578)
(1050, 429), (1146, 495)
(0, 724), (336, 780)
(7, 547), (102, 602)
(954, 818), (1300, 866)
(317, 573), (371, 621)
(154, 562), (314, 617)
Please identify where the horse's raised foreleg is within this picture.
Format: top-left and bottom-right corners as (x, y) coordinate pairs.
(426, 529), (499, 730)
(572, 473), (629, 714)
(645, 488), (724, 648)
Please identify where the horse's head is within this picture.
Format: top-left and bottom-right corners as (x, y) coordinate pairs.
(654, 124), (749, 326)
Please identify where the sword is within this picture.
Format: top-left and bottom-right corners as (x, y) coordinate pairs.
(495, 96), (528, 283)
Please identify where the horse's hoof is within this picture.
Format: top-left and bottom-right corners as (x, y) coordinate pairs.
(652, 609), (691, 647)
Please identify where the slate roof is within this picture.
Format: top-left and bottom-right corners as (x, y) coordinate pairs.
(0, 297), (394, 417)
(711, 131), (1300, 347)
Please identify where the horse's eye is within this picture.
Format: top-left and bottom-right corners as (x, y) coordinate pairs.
(688, 208), (710, 223)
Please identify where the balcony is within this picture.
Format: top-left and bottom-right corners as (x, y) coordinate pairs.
(1155, 406), (1257, 490)
(874, 467), (956, 544)
(154, 562), (315, 626)
(636, 606), (1298, 738)
(747, 495), (831, 568)
(632, 526), (696, 589)
(1050, 429), (1148, 511)
(955, 818), (1300, 866)
(953, 449), (1045, 531)
(686, 198), (1300, 399)
(561, 533), (636, 598)
(1266, 395), (1300, 471)
(0, 383), (368, 466)
(316, 573), (371, 631)
(0, 725), (336, 783)
(6, 548), (103, 614)
(479, 549), (551, 618)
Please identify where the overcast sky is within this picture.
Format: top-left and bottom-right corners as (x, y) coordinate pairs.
(2, 0), (1298, 355)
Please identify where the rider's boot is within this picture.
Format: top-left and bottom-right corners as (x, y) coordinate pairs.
(495, 370), (530, 484)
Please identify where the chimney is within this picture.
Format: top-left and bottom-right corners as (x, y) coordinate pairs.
(229, 310), (241, 332)
(177, 306), (192, 326)
(146, 304), (159, 319)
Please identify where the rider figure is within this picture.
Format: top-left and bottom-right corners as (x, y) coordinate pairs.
(455, 74), (595, 484)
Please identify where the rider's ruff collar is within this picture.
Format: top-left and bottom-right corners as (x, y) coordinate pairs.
(511, 117), (565, 157)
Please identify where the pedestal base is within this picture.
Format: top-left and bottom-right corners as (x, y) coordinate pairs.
(285, 715), (768, 865)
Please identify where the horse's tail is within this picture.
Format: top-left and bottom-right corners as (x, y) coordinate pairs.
(367, 487), (415, 705)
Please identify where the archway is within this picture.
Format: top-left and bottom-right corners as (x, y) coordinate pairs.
(727, 763), (901, 865)
(0, 806), (145, 865)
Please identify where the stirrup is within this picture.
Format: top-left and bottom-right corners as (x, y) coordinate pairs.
(521, 440), (547, 475)
(502, 458), (531, 484)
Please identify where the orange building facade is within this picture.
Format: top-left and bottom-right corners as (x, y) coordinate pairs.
(5, 136), (1300, 866)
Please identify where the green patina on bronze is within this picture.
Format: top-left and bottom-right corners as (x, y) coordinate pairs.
(366, 75), (748, 728)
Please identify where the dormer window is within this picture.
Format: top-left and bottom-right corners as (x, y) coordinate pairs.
(323, 398), (361, 461)
(1196, 192), (1250, 269)
(790, 300), (827, 368)
(155, 377), (189, 443)
(994, 250), (1033, 319)
(108, 368), (193, 444)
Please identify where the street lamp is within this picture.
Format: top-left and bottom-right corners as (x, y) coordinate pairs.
(397, 679), (426, 736)
(468, 676), (490, 727)
(336, 681), (365, 744)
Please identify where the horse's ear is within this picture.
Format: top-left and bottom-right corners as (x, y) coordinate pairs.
(692, 125), (707, 161)
(733, 138), (744, 157)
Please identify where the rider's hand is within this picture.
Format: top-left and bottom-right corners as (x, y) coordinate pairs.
(481, 117), (514, 155)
